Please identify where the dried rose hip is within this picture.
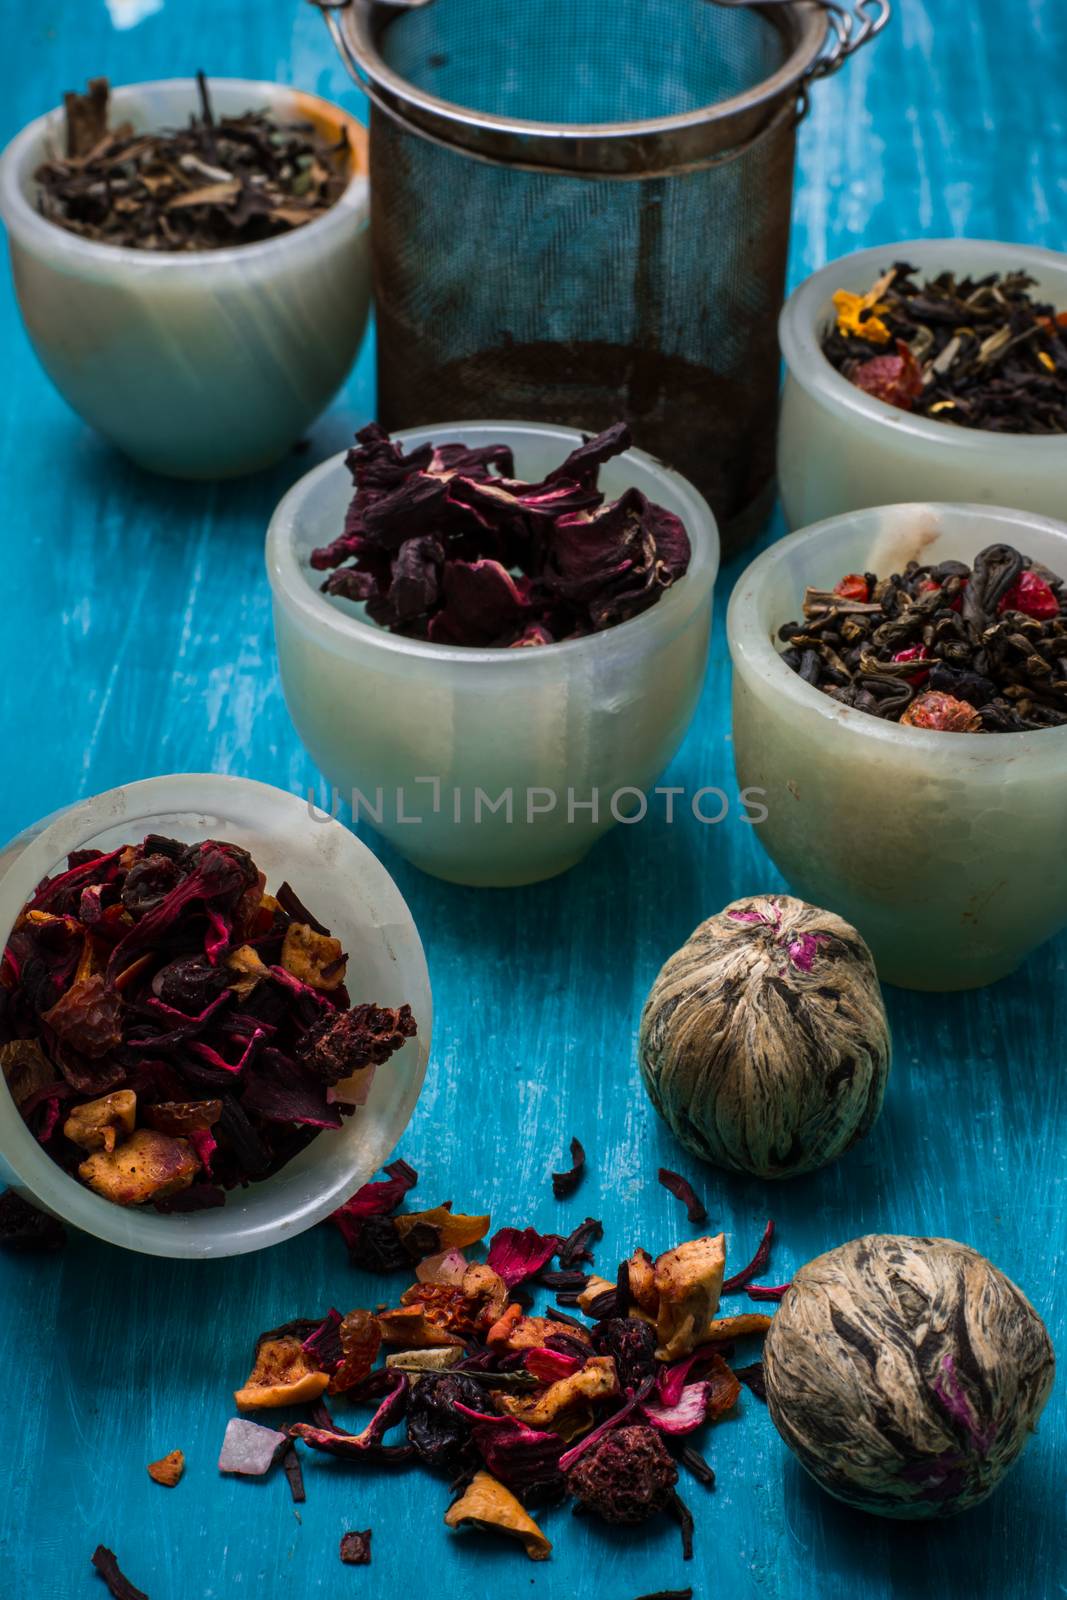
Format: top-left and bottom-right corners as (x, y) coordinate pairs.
(900, 692), (983, 732)
(850, 340), (924, 411)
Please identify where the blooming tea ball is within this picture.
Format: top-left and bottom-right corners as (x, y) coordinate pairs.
(638, 895), (889, 1178)
(763, 1235), (1055, 1517)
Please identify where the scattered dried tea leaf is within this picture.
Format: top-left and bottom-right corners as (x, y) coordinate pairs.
(0, 1190), (66, 1253)
(340, 1529), (372, 1565)
(551, 1136), (586, 1199)
(63, 1089), (136, 1152)
(732, 1361), (767, 1401)
(234, 1332), (330, 1409)
(91, 1545), (149, 1600)
(281, 1442), (306, 1503)
(218, 1417), (288, 1475)
(656, 1168), (707, 1225)
(79, 1129), (199, 1207)
(444, 1470), (551, 1560)
(146, 1449), (184, 1486)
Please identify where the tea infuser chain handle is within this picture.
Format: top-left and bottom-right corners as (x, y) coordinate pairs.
(804, 0), (892, 81)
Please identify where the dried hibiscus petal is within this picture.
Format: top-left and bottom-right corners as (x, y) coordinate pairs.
(91, 1546), (148, 1600)
(721, 1220), (774, 1294)
(551, 1135), (586, 1199)
(656, 1167), (707, 1224)
(486, 1225), (561, 1288)
(455, 1406), (565, 1498)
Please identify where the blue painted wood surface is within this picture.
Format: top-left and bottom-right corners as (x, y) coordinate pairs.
(0, 3), (1064, 1597)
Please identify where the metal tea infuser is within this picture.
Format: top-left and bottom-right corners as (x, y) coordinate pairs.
(316, 0), (889, 555)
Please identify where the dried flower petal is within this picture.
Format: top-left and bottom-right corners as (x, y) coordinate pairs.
(486, 1226), (561, 1288)
(496, 1355), (618, 1435)
(656, 1168), (707, 1224)
(551, 1136), (586, 1199)
(722, 1221), (775, 1294)
(444, 1470), (552, 1561)
(0, 1189), (66, 1253)
(91, 1546), (148, 1600)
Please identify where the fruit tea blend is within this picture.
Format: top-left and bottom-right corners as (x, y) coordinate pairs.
(777, 543), (1067, 732)
(35, 75), (351, 251)
(823, 264), (1067, 433)
(0, 836), (415, 1210)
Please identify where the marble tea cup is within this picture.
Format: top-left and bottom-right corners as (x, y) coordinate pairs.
(728, 502), (1067, 992)
(0, 78), (371, 478)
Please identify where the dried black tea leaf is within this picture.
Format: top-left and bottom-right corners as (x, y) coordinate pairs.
(823, 264), (1067, 434)
(37, 76), (352, 252)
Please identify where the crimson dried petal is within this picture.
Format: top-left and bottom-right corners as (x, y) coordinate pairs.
(388, 535), (444, 622)
(746, 1282), (791, 1302)
(91, 1546), (148, 1600)
(297, 1003), (416, 1086)
(544, 421), (631, 485)
(657, 1167), (707, 1224)
(524, 1346), (581, 1383)
(330, 1157), (418, 1256)
(486, 1226), (561, 1289)
(429, 559), (532, 647)
(455, 1406), (565, 1496)
(302, 1308), (345, 1372)
(851, 340), (924, 410)
(551, 1136), (586, 1199)
(641, 1381), (710, 1436)
(721, 1219), (775, 1294)
(290, 1372), (408, 1457)
(241, 1049), (343, 1128)
(559, 1216), (603, 1268)
(105, 842), (258, 981)
(30, 848), (124, 915)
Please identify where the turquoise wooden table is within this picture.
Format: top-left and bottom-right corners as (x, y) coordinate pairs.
(0, 3), (1064, 1597)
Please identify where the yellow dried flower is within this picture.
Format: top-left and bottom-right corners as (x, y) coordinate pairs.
(833, 287), (892, 344)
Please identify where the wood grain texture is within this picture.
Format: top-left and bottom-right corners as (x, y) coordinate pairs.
(0, 2), (1064, 1598)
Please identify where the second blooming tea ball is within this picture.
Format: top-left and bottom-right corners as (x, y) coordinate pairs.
(638, 895), (890, 1178)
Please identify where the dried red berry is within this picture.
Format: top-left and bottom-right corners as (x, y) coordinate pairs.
(900, 692), (982, 732)
(891, 643), (930, 686)
(833, 573), (870, 603)
(998, 569), (1060, 621)
(850, 339), (924, 410)
(565, 1423), (678, 1524)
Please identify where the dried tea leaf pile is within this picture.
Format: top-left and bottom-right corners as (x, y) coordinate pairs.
(212, 1159), (785, 1569)
(778, 543), (1067, 731)
(35, 75), (352, 252)
(0, 836), (416, 1210)
(823, 264), (1067, 432)
(311, 421), (692, 647)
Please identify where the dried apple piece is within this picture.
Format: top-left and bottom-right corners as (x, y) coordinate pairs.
(281, 923), (347, 991)
(496, 1355), (618, 1435)
(653, 1234), (726, 1361)
(226, 944), (270, 999)
(444, 1470), (551, 1561)
(147, 1449), (184, 1486)
(78, 1129), (199, 1206)
(234, 1332), (330, 1409)
(63, 1089), (136, 1153)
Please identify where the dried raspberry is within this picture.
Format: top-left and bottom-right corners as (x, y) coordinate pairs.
(850, 340), (924, 411)
(833, 574), (870, 603)
(891, 644), (930, 686)
(901, 692), (982, 732)
(998, 569), (1060, 621)
(565, 1423), (677, 1524)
